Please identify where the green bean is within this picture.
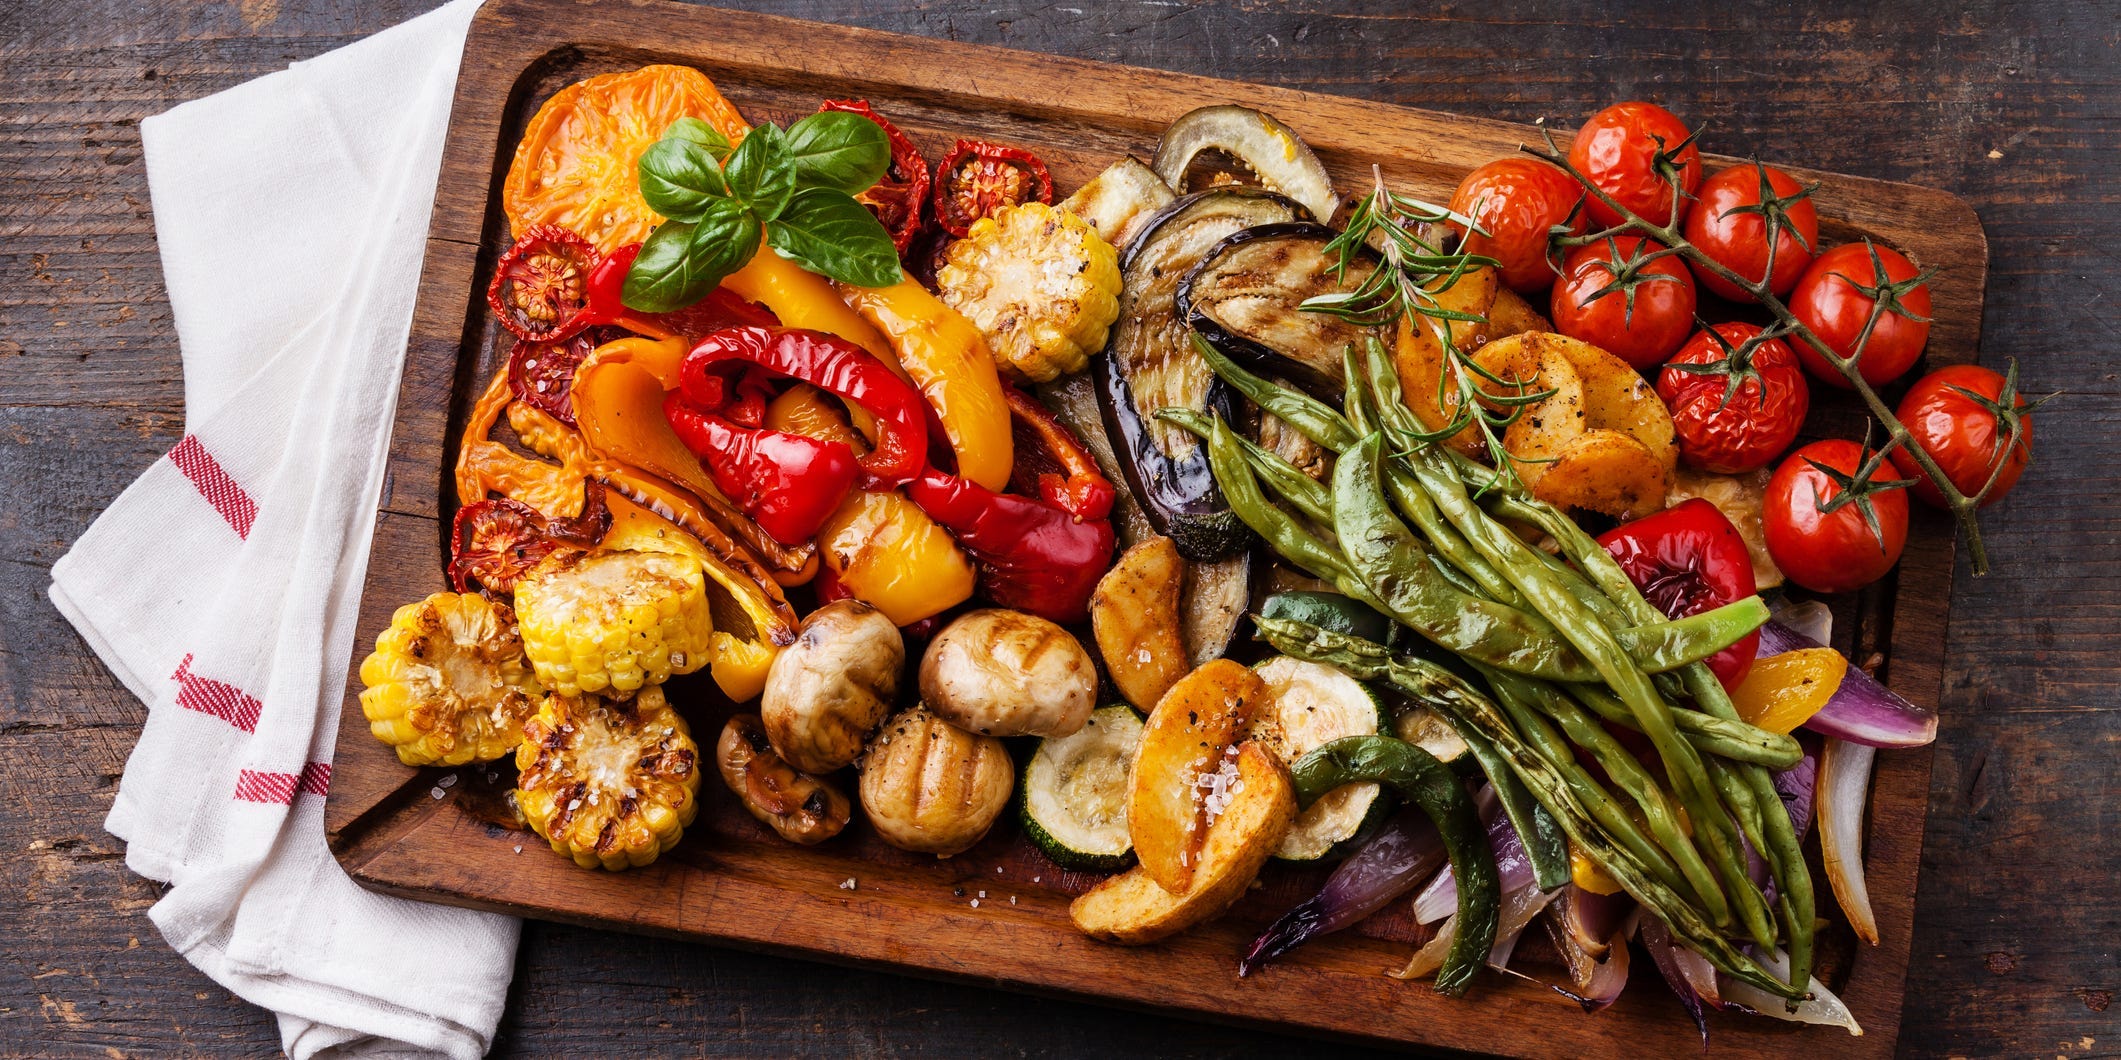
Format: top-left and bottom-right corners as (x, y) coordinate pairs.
(1491, 468), (1818, 997)
(1355, 340), (1755, 936)
(1159, 408), (1334, 524)
(1192, 333), (1357, 452)
(1193, 414), (1385, 611)
(1489, 667), (1778, 948)
(1255, 617), (1807, 1001)
(1455, 723), (1571, 891)
(1335, 433), (1611, 681)
(1568, 684), (1803, 770)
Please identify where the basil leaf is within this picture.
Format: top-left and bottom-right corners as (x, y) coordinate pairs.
(622, 199), (762, 313)
(637, 138), (728, 223)
(766, 187), (903, 288)
(783, 111), (891, 195)
(663, 117), (732, 161)
(722, 121), (796, 221)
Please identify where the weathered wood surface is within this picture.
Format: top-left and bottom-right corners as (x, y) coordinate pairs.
(1, 1), (2112, 1056)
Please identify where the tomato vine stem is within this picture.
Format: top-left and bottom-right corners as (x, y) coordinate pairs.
(1525, 128), (2020, 575)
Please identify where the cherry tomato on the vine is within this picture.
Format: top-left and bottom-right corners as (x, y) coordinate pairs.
(1568, 101), (1703, 229)
(1550, 234), (1698, 370)
(1787, 241), (1932, 389)
(1763, 438), (1910, 594)
(1657, 322), (1811, 474)
(1447, 157), (1587, 293)
(1887, 363), (2036, 508)
(1683, 162), (1819, 302)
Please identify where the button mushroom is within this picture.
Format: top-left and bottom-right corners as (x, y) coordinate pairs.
(859, 705), (1014, 857)
(760, 599), (903, 774)
(918, 609), (1096, 738)
(716, 714), (851, 846)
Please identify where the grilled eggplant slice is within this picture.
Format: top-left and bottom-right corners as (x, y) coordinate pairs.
(1151, 105), (1340, 224)
(1096, 187), (1303, 561)
(1180, 221), (1379, 398)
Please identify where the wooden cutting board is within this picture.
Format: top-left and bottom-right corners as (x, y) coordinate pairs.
(325, 0), (1983, 1053)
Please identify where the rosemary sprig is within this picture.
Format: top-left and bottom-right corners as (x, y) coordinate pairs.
(1526, 128), (2051, 575)
(1300, 166), (1547, 490)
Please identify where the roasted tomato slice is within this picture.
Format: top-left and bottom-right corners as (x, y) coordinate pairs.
(449, 482), (612, 593)
(932, 139), (1054, 238)
(506, 326), (622, 427)
(820, 100), (931, 253)
(488, 225), (598, 342)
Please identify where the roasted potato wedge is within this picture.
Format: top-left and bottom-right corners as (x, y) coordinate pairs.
(1528, 331), (1677, 469)
(1071, 741), (1295, 944)
(1538, 429), (1671, 520)
(1470, 333), (1586, 491)
(1091, 537), (1191, 712)
(1388, 266), (1511, 455)
(1129, 660), (1272, 895)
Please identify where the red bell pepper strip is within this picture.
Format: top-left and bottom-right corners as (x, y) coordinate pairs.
(678, 325), (928, 490)
(1597, 498), (1761, 692)
(1003, 385), (1116, 521)
(664, 392), (857, 545)
(904, 469), (1114, 624)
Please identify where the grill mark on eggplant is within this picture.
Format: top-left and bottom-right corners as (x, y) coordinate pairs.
(1180, 221), (1381, 400)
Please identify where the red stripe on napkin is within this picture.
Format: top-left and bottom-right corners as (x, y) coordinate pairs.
(169, 434), (258, 539)
(172, 653), (263, 732)
(233, 762), (333, 804)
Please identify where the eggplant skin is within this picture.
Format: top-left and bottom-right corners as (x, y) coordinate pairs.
(1180, 221), (1379, 400)
(1096, 188), (1303, 562)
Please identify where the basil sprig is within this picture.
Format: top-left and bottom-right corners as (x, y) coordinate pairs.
(625, 112), (901, 312)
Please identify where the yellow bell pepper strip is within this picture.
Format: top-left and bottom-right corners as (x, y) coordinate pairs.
(571, 337), (817, 575)
(602, 490), (782, 701)
(1728, 647), (1849, 734)
(765, 385), (975, 626)
(723, 248), (897, 365)
(837, 275), (1015, 491)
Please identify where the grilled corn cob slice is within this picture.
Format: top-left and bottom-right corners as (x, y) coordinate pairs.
(358, 592), (543, 766)
(515, 685), (701, 870)
(512, 547), (713, 697)
(935, 201), (1121, 383)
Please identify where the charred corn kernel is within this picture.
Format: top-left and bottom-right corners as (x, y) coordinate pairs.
(359, 592), (542, 766)
(935, 201), (1121, 384)
(514, 685), (700, 870)
(513, 548), (713, 697)
(1729, 647), (1849, 734)
(598, 492), (785, 702)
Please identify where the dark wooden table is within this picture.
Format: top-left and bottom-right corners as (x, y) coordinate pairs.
(4, 2), (2113, 1055)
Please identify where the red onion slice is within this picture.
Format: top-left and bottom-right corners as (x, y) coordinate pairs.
(1239, 809), (1445, 975)
(1756, 620), (1938, 748)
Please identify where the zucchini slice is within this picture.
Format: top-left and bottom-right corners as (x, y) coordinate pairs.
(1021, 705), (1144, 872)
(1393, 704), (1474, 773)
(1253, 656), (1390, 861)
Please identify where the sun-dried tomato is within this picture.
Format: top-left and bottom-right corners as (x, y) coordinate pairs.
(820, 99), (931, 254)
(488, 225), (598, 342)
(505, 326), (621, 427)
(932, 139), (1053, 238)
(449, 481), (612, 593)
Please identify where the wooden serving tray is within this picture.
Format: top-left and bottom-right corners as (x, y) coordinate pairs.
(327, 1), (1984, 1053)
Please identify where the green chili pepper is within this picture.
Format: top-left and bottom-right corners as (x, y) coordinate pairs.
(1288, 736), (1498, 997)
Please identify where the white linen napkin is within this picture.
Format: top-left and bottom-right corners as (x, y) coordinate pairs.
(46, 2), (519, 1057)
